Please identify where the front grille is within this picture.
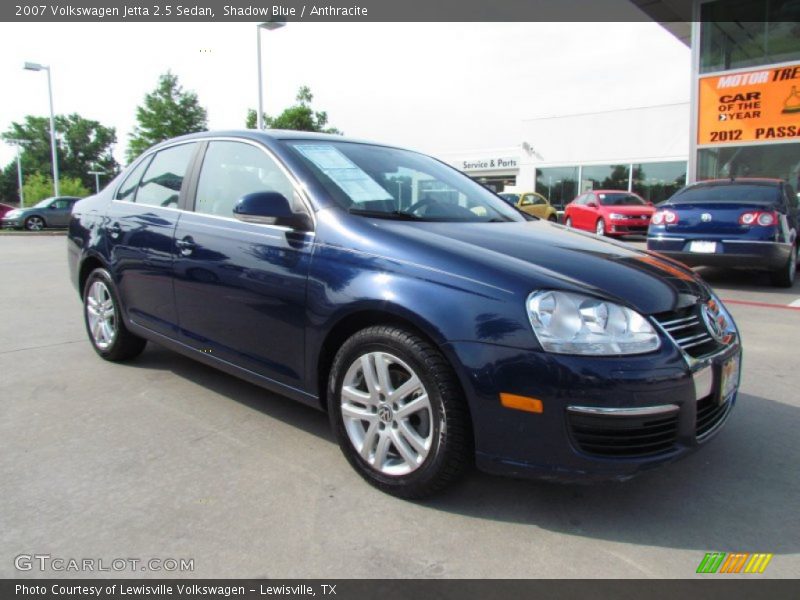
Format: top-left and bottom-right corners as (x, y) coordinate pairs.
(568, 410), (679, 457)
(696, 394), (733, 439)
(653, 305), (721, 358)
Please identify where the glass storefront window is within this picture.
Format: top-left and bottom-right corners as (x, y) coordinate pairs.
(632, 161), (687, 204)
(700, 0), (800, 73)
(697, 143), (800, 188)
(581, 164), (630, 192)
(535, 167), (579, 210)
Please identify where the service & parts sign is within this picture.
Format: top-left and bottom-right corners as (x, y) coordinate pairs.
(698, 63), (800, 145)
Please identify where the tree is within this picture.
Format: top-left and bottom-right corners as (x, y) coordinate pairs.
(22, 173), (90, 205)
(246, 86), (341, 134)
(1, 114), (119, 202)
(127, 71), (208, 162)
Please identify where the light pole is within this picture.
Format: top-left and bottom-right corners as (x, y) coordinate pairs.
(6, 139), (28, 208)
(88, 166), (107, 193)
(256, 21), (286, 130)
(24, 61), (60, 197)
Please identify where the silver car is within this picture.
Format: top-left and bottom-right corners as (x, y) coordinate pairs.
(2, 196), (81, 230)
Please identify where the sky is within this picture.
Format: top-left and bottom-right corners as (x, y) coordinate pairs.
(0, 21), (690, 168)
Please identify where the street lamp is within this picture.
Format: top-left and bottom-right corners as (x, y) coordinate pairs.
(256, 21), (286, 130)
(24, 61), (60, 197)
(6, 139), (28, 208)
(88, 166), (107, 193)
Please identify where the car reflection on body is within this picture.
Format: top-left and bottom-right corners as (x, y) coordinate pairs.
(67, 130), (742, 498)
(647, 178), (799, 287)
(564, 190), (654, 237)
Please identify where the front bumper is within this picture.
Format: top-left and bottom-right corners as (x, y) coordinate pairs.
(446, 330), (741, 482)
(1, 218), (22, 229)
(647, 236), (791, 270)
(607, 219), (650, 236)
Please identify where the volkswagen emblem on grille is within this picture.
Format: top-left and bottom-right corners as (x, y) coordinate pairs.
(700, 303), (725, 342)
(701, 213), (713, 222)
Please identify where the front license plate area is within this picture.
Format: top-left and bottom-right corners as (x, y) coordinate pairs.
(690, 240), (717, 253)
(718, 353), (740, 404)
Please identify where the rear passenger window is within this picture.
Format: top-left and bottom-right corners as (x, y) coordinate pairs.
(194, 141), (295, 218)
(115, 157), (151, 202)
(136, 143), (196, 208)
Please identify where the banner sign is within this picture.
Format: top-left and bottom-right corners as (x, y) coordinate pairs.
(698, 63), (800, 145)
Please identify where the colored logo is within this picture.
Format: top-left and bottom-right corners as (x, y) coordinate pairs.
(696, 552), (773, 574)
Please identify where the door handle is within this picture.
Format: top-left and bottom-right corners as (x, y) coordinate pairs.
(175, 236), (196, 256)
(107, 222), (122, 239)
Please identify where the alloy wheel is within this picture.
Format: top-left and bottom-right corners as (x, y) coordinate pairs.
(26, 217), (44, 231)
(596, 219), (605, 236)
(340, 351), (433, 476)
(86, 281), (117, 350)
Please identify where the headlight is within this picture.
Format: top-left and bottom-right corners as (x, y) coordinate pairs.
(4, 210), (20, 218)
(526, 291), (661, 355)
(608, 213), (626, 220)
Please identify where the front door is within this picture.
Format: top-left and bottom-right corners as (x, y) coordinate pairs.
(173, 140), (313, 389)
(105, 142), (198, 337)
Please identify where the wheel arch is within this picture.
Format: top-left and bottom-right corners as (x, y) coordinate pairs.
(77, 253), (109, 298)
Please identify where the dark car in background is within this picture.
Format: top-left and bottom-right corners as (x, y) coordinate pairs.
(564, 190), (654, 237)
(647, 179), (798, 287)
(2, 196), (81, 230)
(67, 130), (741, 498)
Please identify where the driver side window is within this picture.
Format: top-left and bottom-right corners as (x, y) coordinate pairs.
(195, 141), (296, 218)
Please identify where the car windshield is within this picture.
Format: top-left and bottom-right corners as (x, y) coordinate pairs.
(669, 184), (780, 204)
(284, 141), (524, 222)
(33, 198), (53, 208)
(597, 193), (646, 206)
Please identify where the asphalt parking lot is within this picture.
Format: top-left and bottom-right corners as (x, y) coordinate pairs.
(1, 235), (798, 579)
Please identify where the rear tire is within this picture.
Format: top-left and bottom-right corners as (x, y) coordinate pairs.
(770, 244), (798, 288)
(83, 268), (147, 361)
(328, 325), (472, 498)
(548, 215), (558, 223)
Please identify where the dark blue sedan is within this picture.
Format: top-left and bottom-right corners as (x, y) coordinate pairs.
(68, 130), (742, 498)
(647, 179), (799, 287)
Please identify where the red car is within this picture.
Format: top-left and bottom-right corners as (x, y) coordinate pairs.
(0, 203), (14, 220)
(564, 190), (654, 236)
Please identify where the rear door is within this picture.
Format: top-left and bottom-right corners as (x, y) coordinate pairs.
(105, 142), (198, 337)
(172, 139), (314, 388)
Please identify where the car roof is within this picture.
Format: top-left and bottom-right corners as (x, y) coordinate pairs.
(590, 190), (639, 194)
(152, 129), (399, 150)
(689, 178), (783, 188)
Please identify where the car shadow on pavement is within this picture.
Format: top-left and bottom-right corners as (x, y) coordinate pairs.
(127, 343), (336, 444)
(125, 345), (798, 554)
(426, 391), (799, 554)
(695, 266), (799, 295)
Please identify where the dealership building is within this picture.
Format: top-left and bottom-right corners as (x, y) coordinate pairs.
(438, 0), (800, 208)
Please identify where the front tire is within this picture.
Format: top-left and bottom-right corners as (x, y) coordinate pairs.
(595, 219), (606, 236)
(328, 326), (471, 498)
(770, 243), (798, 288)
(83, 268), (147, 361)
(25, 216), (45, 231)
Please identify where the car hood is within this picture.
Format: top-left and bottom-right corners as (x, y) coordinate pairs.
(331, 215), (709, 315)
(601, 205), (655, 215)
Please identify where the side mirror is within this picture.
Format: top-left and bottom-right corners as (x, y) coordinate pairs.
(586, 201), (598, 208)
(233, 191), (312, 231)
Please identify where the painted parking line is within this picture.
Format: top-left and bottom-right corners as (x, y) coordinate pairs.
(722, 298), (800, 312)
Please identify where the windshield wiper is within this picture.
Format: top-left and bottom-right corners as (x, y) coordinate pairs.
(348, 208), (425, 221)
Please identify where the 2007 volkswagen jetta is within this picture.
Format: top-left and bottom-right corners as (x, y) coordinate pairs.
(68, 130), (741, 498)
